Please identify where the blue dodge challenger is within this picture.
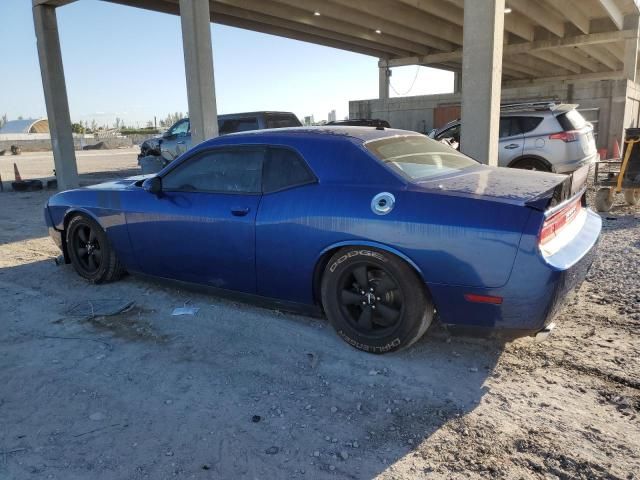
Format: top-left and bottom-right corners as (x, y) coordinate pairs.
(45, 127), (601, 353)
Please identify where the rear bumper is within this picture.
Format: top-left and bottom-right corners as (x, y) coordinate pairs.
(552, 152), (598, 174)
(429, 208), (601, 335)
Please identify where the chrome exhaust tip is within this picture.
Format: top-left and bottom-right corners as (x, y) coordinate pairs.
(534, 322), (556, 342)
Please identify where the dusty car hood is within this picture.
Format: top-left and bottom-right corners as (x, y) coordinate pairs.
(413, 165), (571, 210)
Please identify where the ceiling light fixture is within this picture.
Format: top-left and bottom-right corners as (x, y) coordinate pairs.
(504, 7), (512, 13)
(375, 29), (382, 34)
(313, 11), (321, 16)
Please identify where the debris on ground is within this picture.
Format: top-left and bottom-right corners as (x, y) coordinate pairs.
(64, 299), (134, 319)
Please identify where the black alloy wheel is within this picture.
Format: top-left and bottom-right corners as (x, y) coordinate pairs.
(321, 247), (433, 354)
(65, 214), (125, 283)
(72, 223), (103, 275)
(338, 262), (404, 337)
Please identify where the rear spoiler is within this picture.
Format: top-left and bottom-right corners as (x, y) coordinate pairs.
(525, 164), (589, 211)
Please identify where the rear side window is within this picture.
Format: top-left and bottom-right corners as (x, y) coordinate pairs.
(265, 114), (302, 129)
(366, 135), (477, 180)
(218, 117), (259, 135)
(263, 148), (315, 193)
(518, 116), (543, 134)
(499, 118), (523, 138)
(557, 110), (587, 131)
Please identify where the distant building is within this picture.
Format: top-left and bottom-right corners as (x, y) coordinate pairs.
(0, 118), (49, 134)
(328, 110), (336, 122)
(304, 115), (314, 126)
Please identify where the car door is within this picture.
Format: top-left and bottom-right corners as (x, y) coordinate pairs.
(498, 117), (524, 167)
(160, 119), (191, 161)
(255, 146), (319, 303)
(123, 146), (264, 293)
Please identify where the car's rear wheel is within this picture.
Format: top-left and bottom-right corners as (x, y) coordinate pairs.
(624, 189), (640, 206)
(66, 214), (124, 283)
(511, 158), (552, 172)
(321, 247), (433, 354)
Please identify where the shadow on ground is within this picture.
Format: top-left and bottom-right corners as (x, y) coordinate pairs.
(0, 257), (503, 479)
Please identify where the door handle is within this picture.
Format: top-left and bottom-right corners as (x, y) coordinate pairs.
(177, 141), (186, 145)
(504, 144), (520, 149)
(231, 206), (250, 216)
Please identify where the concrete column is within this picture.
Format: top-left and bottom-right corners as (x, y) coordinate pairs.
(179, 0), (218, 144)
(460, 0), (505, 166)
(379, 64), (390, 100)
(33, 4), (78, 190)
(623, 15), (640, 83)
(453, 71), (462, 94)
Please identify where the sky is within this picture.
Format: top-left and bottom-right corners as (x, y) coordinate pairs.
(0, 0), (454, 127)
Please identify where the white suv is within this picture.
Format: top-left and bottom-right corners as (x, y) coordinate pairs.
(430, 103), (597, 173)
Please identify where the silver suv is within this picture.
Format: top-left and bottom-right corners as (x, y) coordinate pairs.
(429, 103), (597, 173)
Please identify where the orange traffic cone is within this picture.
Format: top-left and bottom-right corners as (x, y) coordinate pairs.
(613, 138), (621, 159)
(13, 163), (22, 182)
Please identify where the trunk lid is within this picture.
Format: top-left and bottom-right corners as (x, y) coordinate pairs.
(413, 164), (587, 210)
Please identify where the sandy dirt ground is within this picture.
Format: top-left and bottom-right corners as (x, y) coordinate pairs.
(0, 154), (638, 479)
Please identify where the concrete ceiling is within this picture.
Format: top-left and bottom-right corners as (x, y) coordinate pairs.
(41, 0), (640, 82)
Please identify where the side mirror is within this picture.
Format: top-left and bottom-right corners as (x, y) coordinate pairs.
(143, 176), (162, 194)
(162, 131), (172, 139)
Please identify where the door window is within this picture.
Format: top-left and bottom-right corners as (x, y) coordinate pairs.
(435, 124), (460, 143)
(162, 148), (263, 193)
(263, 148), (316, 193)
(169, 119), (190, 136)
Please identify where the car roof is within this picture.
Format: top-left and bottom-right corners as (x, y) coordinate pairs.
(436, 103), (578, 130)
(202, 126), (420, 146)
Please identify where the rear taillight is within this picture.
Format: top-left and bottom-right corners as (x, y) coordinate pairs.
(539, 197), (582, 245)
(549, 131), (580, 142)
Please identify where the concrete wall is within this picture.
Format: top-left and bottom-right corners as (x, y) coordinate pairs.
(0, 135), (133, 152)
(350, 79), (640, 153)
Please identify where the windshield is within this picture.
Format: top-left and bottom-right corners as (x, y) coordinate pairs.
(365, 135), (478, 180)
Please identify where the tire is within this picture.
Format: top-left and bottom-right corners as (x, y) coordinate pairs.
(511, 158), (552, 172)
(65, 214), (125, 283)
(595, 188), (614, 212)
(623, 189), (640, 206)
(321, 247), (433, 354)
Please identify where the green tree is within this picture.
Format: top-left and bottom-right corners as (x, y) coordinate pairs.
(71, 123), (85, 134)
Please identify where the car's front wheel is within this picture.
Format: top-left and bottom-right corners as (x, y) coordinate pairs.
(321, 247), (433, 353)
(66, 214), (125, 283)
